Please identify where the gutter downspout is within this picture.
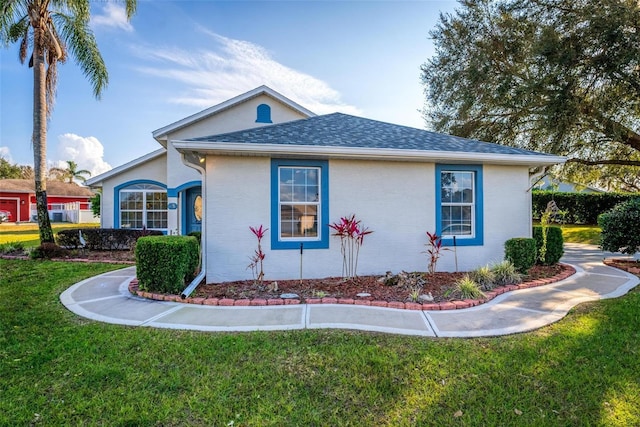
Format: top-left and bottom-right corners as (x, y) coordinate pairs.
(179, 152), (206, 299)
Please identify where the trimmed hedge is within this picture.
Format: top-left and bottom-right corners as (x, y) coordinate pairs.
(57, 228), (164, 251)
(504, 238), (537, 273)
(533, 225), (564, 265)
(135, 235), (200, 294)
(599, 198), (640, 255)
(532, 190), (635, 225)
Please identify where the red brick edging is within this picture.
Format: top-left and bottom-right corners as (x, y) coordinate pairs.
(129, 263), (577, 311)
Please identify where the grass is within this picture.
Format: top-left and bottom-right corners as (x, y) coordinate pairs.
(560, 224), (602, 245)
(1, 259), (639, 425)
(0, 222), (99, 247)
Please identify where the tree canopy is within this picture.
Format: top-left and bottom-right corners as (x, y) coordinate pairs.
(0, 0), (135, 242)
(422, 0), (640, 191)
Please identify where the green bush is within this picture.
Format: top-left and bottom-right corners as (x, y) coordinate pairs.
(533, 226), (564, 265)
(135, 235), (200, 294)
(532, 191), (634, 224)
(598, 198), (640, 255)
(187, 231), (201, 243)
(504, 238), (537, 274)
(30, 243), (70, 259)
(57, 228), (163, 250)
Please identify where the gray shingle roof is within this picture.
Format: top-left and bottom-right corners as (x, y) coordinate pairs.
(188, 113), (553, 157)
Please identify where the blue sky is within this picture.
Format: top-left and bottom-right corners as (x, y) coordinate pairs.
(0, 0), (458, 177)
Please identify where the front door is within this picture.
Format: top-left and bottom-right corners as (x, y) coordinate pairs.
(185, 187), (202, 234)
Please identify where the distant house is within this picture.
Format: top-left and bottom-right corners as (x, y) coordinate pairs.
(0, 179), (95, 223)
(87, 86), (565, 283)
(535, 176), (605, 193)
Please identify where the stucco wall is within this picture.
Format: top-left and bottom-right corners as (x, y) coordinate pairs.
(98, 153), (167, 228)
(203, 156), (533, 283)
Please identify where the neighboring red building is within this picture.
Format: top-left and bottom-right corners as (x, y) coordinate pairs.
(0, 179), (95, 223)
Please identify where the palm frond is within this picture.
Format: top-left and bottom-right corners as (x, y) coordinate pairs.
(53, 10), (107, 98)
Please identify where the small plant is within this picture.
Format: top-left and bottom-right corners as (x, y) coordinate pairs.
(0, 241), (24, 254)
(491, 260), (522, 286)
(423, 231), (449, 274)
(453, 275), (485, 300)
(312, 290), (327, 298)
(408, 286), (421, 302)
(247, 225), (268, 284)
(469, 265), (496, 291)
(329, 214), (372, 280)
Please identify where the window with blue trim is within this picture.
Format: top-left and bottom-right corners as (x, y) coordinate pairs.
(435, 165), (483, 246)
(119, 183), (167, 230)
(271, 159), (329, 249)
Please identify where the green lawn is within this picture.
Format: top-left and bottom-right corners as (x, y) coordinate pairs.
(0, 222), (99, 247)
(561, 224), (602, 245)
(1, 259), (639, 426)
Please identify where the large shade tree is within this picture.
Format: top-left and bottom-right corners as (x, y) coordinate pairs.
(0, 0), (135, 242)
(422, 0), (640, 191)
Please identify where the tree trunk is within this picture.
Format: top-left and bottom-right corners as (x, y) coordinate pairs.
(33, 26), (54, 244)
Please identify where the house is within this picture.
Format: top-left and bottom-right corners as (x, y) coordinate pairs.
(0, 179), (96, 223)
(86, 86), (565, 284)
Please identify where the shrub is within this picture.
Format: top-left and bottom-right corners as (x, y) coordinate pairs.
(532, 190), (635, 224)
(599, 198), (640, 255)
(469, 265), (496, 291)
(423, 231), (449, 274)
(453, 275), (485, 300)
(491, 260), (522, 286)
(533, 226), (564, 265)
(57, 228), (164, 251)
(30, 243), (70, 259)
(504, 238), (537, 274)
(135, 236), (200, 294)
(187, 231), (201, 243)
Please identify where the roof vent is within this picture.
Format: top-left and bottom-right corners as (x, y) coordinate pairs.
(256, 104), (273, 123)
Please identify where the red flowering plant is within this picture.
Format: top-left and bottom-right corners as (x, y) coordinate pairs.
(424, 231), (449, 274)
(329, 214), (373, 280)
(247, 225), (268, 284)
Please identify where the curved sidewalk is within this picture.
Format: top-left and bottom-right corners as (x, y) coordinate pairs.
(60, 244), (639, 337)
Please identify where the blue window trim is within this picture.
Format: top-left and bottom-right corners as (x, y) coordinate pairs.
(435, 164), (483, 246)
(114, 179), (167, 230)
(270, 159), (329, 250)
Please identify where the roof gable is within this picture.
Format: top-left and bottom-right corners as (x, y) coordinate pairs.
(152, 86), (316, 144)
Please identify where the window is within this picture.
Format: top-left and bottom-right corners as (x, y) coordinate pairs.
(118, 183), (167, 231)
(271, 159), (329, 249)
(435, 165), (483, 246)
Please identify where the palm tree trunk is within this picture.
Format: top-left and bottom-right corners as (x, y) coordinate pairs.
(33, 27), (54, 244)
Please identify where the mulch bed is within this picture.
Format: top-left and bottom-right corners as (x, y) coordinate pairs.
(193, 264), (568, 303)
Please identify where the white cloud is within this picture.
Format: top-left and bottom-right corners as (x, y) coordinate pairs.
(92, 3), (134, 32)
(0, 147), (12, 162)
(53, 134), (112, 179)
(132, 30), (361, 116)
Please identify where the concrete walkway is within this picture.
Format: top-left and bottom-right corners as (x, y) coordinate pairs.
(60, 244), (639, 337)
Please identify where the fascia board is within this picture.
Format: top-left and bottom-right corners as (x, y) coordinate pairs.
(172, 141), (566, 167)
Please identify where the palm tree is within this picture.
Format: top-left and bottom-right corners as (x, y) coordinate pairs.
(50, 160), (91, 183)
(0, 0), (136, 243)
